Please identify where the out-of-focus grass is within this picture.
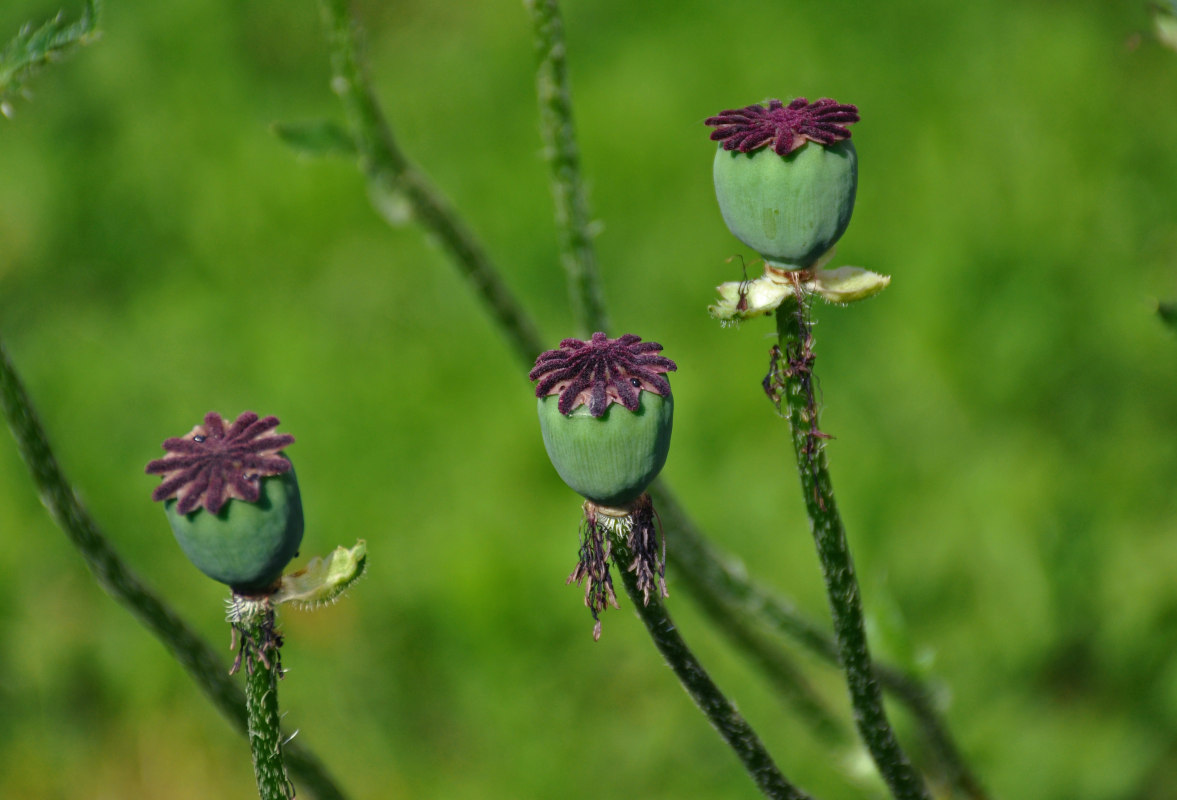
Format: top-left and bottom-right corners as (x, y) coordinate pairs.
(1, 0), (1176, 798)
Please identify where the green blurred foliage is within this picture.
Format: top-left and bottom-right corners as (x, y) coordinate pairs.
(0, 0), (98, 114)
(1, 0), (1176, 798)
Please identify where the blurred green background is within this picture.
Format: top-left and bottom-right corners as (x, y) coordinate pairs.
(2, 0), (1177, 798)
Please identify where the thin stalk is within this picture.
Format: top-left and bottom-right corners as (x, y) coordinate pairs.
(611, 536), (814, 800)
(653, 481), (842, 662)
(239, 608), (294, 800)
(524, 0), (609, 336)
(313, 4), (984, 794)
(318, 0), (544, 367)
(0, 336), (347, 800)
(768, 296), (930, 800)
(654, 481), (987, 798)
(661, 519), (848, 746)
(688, 579), (848, 747)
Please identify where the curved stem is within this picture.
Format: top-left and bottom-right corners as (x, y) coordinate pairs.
(239, 608), (294, 800)
(611, 535), (814, 800)
(653, 481), (843, 663)
(0, 336), (347, 800)
(654, 481), (987, 798)
(312, 5), (984, 794)
(318, 0), (544, 367)
(665, 540), (848, 747)
(768, 297), (930, 800)
(524, 0), (609, 336)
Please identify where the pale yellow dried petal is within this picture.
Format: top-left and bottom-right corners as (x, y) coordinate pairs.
(710, 250), (889, 321)
(810, 266), (891, 304)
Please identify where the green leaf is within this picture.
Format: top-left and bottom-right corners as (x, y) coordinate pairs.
(270, 540), (367, 610)
(270, 119), (357, 159)
(0, 0), (101, 116)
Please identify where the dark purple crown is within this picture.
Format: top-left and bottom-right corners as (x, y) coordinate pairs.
(706, 97), (859, 156)
(146, 411), (294, 515)
(530, 332), (677, 417)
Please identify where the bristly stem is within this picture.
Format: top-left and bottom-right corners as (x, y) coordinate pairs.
(524, 0), (609, 336)
(239, 607), (294, 800)
(767, 295), (931, 800)
(317, 0), (544, 367)
(656, 515), (849, 747)
(0, 336), (348, 800)
(654, 481), (987, 799)
(611, 536), (814, 800)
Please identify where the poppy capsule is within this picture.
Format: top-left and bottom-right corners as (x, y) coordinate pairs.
(164, 462), (304, 593)
(706, 97), (860, 271)
(530, 333), (676, 509)
(147, 411), (304, 594)
(537, 389), (673, 508)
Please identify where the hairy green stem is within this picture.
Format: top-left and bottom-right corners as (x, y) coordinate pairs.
(611, 536), (814, 800)
(0, 336), (347, 800)
(241, 609), (293, 800)
(313, 4), (983, 793)
(653, 482), (843, 661)
(524, 0), (609, 336)
(769, 298), (930, 800)
(654, 481), (987, 798)
(318, 0), (543, 367)
(663, 536), (848, 747)
(691, 603), (848, 746)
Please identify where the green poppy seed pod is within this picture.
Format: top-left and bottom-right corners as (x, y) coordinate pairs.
(537, 390), (673, 507)
(529, 333), (677, 508)
(146, 411), (303, 594)
(706, 97), (861, 271)
(165, 461), (304, 593)
(713, 140), (857, 270)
